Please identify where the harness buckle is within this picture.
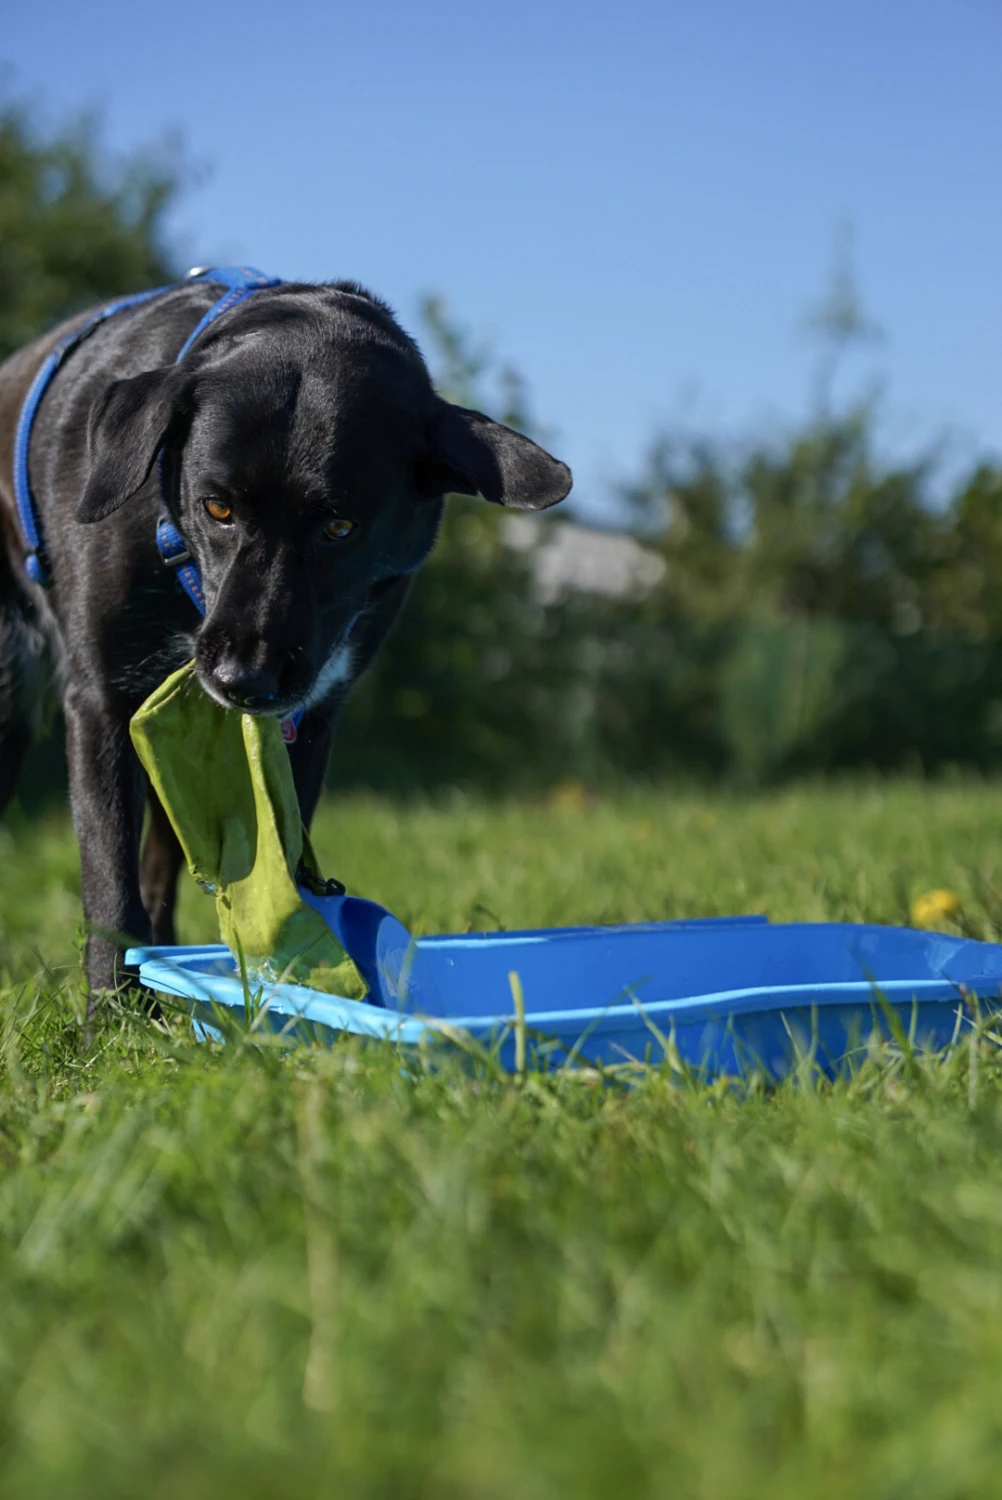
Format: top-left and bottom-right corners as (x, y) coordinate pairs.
(156, 514), (192, 569)
(24, 550), (52, 588)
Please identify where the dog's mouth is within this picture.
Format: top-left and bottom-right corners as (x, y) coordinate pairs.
(194, 664), (311, 718)
(195, 671), (294, 717)
(195, 634), (356, 718)
(193, 650), (308, 718)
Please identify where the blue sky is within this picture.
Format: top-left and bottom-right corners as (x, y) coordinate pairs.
(5, 0), (1000, 516)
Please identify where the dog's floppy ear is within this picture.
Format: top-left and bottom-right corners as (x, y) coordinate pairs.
(415, 401), (572, 511)
(77, 367), (190, 523)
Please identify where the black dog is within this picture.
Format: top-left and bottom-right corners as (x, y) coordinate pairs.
(0, 276), (571, 994)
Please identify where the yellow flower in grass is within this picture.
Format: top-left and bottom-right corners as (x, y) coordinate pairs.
(547, 779), (588, 813)
(910, 888), (962, 931)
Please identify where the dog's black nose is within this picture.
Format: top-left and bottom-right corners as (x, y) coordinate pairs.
(212, 660), (280, 712)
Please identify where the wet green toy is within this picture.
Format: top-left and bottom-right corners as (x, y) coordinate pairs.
(130, 663), (366, 999)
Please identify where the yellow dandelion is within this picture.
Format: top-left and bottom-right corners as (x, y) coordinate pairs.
(910, 888), (962, 930)
(547, 779), (588, 813)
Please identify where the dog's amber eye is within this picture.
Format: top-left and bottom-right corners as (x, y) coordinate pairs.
(204, 498), (233, 523)
(323, 517), (357, 541)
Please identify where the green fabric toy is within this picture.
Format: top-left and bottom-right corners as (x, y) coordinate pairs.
(130, 662), (367, 999)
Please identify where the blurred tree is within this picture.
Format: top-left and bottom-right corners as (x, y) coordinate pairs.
(0, 99), (182, 360)
(597, 397), (1002, 785)
(803, 222), (884, 421)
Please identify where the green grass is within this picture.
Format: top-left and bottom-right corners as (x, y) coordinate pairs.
(4, 779), (1002, 1496)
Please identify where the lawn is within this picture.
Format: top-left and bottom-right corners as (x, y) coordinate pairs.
(3, 779), (1002, 1496)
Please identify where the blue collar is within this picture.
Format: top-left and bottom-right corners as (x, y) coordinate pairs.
(13, 266), (305, 741)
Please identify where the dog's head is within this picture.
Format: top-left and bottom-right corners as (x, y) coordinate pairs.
(77, 284), (571, 714)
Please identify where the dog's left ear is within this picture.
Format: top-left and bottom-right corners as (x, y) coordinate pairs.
(77, 367), (190, 523)
(415, 401), (572, 510)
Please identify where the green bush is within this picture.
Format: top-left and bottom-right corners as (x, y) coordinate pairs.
(334, 418), (1002, 789)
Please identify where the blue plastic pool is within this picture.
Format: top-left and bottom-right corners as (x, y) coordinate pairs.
(127, 904), (1002, 1078)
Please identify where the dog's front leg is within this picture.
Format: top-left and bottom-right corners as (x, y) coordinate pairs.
(64, 682), (150, 999)
(140, 786), (185, 946)
(288, 708), (337, 829)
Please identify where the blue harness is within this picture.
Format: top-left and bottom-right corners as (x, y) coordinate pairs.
(12, 266), (306, 742)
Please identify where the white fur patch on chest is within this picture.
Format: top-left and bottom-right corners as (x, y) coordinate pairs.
(304, 643), (355, 707)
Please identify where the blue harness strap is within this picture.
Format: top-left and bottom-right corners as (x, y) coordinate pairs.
(13, 266), (279, 589)
(174, 265), (280, 359)
(13, 283), (172, 585)
(153, 266), (280, 618)
(13, 265), (305, 741)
